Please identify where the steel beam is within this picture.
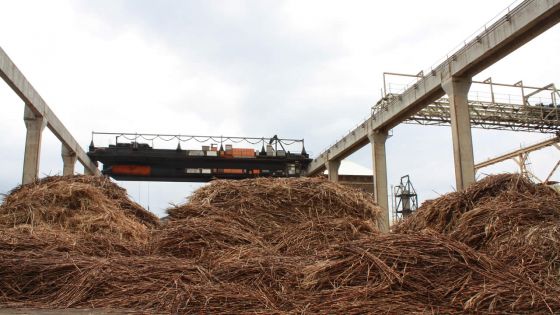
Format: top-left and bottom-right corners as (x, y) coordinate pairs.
(475, 135), (560, 170)
(544, 160), (560, 183)
(0, 47), (100, 177)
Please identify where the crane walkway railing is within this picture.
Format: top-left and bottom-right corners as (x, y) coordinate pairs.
(307, 0), (560, 176)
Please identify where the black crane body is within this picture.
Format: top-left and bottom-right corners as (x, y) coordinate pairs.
(87, 133), (311, 182)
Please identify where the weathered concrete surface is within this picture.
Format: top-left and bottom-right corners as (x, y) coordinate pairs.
(442, 77), (475, 190)
(307, 0), (560, 177)
(369, 131), (389, 232)
(0, 47), (100, 177)
(22, 106), (46, 184)
(61, 143), (77, 176)
(325, 159), (341, 182)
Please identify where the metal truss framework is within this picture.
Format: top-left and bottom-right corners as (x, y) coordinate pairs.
(375, 74), (560, 133)
(475, 135), (560, 183)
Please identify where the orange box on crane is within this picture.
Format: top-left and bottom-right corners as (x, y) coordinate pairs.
(111, 165), (151, 176)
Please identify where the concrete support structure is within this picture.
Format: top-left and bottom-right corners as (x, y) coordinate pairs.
(368, 131), (389, 232)
(61, 144), (77, 176)
(325, 159), (341, 182)
(84, 165), (96, 176)
(442, 77), (475, 191)
(307, 0), (560, 177)
(0, 47), (101, 178)
(22, 106), (47, 184)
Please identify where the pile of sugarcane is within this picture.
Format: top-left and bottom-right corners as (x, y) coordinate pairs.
(1, 174), (559, 314)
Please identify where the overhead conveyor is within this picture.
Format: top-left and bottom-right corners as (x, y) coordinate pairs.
(380, 74), (560, 133)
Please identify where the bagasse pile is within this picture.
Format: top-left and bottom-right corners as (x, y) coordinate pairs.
(1, 174), (560, 314)
(0, 175), (159, 256)
(299, 231), (560, 314)
(394, 174), (560, 284)
(158, 178), (380, 257)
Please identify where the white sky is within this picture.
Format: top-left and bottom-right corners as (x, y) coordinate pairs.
(0, 0), (559, 217)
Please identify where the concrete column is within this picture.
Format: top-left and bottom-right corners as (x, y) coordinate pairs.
(368, 131), (389, 232)
(61, 144), (77, 176)
(22, 105), (47, 184)
(84, 164), (96, 176)
(442, 77), (475, 191)
(325, 159), (341, 182)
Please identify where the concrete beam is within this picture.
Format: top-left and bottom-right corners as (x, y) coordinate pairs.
(0, 47), (100, 177)
(22, 105), (46, 184)
(368, 131), (389, 232)
(325, 160), (341, 182)
(307, 0), (560, 176)
(449, 0), (560, 78)
(443, 77), (475, 191)
(61, 144), (77, 176)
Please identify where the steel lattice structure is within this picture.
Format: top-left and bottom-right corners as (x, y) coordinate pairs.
(375, 74), (560, 133)
(406, 98), (560, 133)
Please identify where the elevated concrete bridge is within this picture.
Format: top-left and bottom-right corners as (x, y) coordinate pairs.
(388, 76), (560, 133)
(307, 0), (560, 231)
(0, 47), (101, 183)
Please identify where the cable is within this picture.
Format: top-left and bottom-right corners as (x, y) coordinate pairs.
(92, 132), (306, 151)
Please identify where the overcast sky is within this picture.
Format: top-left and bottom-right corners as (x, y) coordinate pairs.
(1, 0), (559, 217)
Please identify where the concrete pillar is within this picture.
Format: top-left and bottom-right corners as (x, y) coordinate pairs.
(22, 105), (47, 184)
(368, 131), (389, 232)
(84, 164), (95, 176)
(442, 77), (475, 191)
(61, 144), (77, 176)
(325, 159), (341, 182)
